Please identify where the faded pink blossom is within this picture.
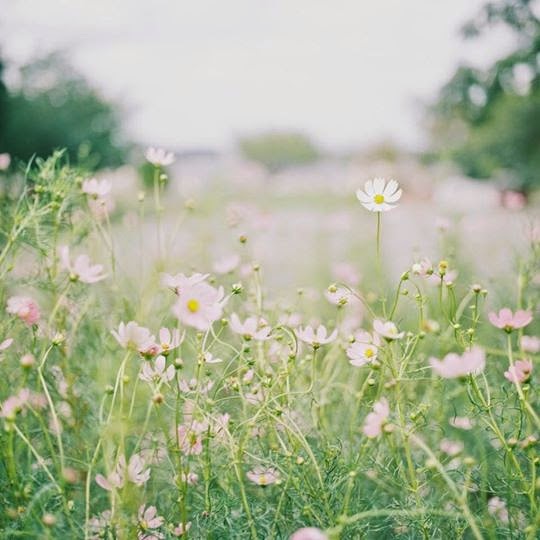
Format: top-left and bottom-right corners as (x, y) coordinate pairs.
(229, 314), (272, 341)
(137, 505), (164, 540)
(488, 496), (509, 523)
(95, 453), (150, 491)
(0, 153), (11, 170)
(177, 422), (207, 456)
(181, 472), (199, 485)
(59, 245), (106, 283)
(296, 325), (337, 348)
(290, 527), (328, 540)
(178, 378), (213, 394)
(139, 355), (175, 385)
(213, 254), (240, 274)
(82, 178), (111, 198)
(324, 286), (354, 306)
(0, 338), (13, 352)
(430, 347), (485, 379)
(246, 466), (279, 486)
(373, 320), (404, 340)
(504, 359), (532, 384)
(203, 351), (222, 364)
(7, 296), (40, 325)
(439, 439), (464, 456)
(173, 522), (192, 536)
(363, 398), (390, 438)
(161, 272), (209, 294)
(488, 308), (532, 332)
(520, 335), (539, 353)
(449, 417), (474, 430)
(1, 389), (46, 420)
(156, 327), (183, 355)
(332, 262), (360, 286)
(411, 258), (433, 277)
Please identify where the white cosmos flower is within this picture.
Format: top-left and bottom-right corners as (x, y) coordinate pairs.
(112, 321), (155, 352)
(373, 320), (404, 341)
(58, 245), (107, 284)
(139, 355), (175, 384)
(229, 314), (272, 341)
(145, 147), (175, 167)
(356, 178), (402, 212)
(296, 325), (337, 348)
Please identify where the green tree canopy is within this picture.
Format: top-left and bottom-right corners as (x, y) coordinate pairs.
(429, 0), (540, 191)
(0, 52), (129, 170)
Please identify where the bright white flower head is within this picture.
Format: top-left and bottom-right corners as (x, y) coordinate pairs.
(82, 178), (111, 198)
(356, 178), (402, 212)
(145, 147), (175, 167)
(347, 332), (380, 367)
(172, 281), (225, 331)
(59, 245), (106, 284)
(229, 314), (272, 341)
(296, 325), (337, 348)
(112, 322), (155, 352)
(373, 320), (404, 340)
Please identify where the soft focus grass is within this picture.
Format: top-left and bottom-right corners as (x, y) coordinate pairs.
(0, 152), (538, 539)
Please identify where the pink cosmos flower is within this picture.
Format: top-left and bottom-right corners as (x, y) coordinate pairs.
(504, 359), (532, 384)
(140, 432), (168, 464)
(59, 245), (106, 283)
(181, 472), (199, 485)
(363, 398), (390, 438)
(0, 153), (11, 170)
(278, 312), (302, 328)
(140, 355), (176, 385)
(172, 281), (225, 331)
(1, 389), (46, 420)
(439, 439), (464, 456)
(332, 262), (360, 286)
(488, 308), (532, 332)
(88, 510), (114, 539)
(487, 497), (509, 524)
(411, 258), (433, 277)
(213, 254), (240, 274)
(449, 417), (474, 430)
(161, 272), (209, 294)
(145, 147), (175, 167)
(137, 505), (164, 540)
(82, 178), (111, 198)
(229, 314), (272, 341)
(6, 296), (40, 325)
(347, 332), (380, 367)
(112, 321), (155, 352)
(178, 378), (214, 394)
(246, 466), (279, 486)
(156, 327), (183, 355)
(173, 522), (192, 536)
(290, 527), (328, 540)
(95, 453), (150, 491)
(429, 346), (485, 379)
(296, 325), (337, 348)
(520, 335), (539, 353)
(0, 338), (13, 353)
(373, 320), (404, 340)
(177, 422), (206, 456)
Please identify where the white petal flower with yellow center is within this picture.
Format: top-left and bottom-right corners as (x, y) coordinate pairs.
(356, 178), (402, 212)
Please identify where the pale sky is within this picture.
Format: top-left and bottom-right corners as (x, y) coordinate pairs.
(1, 0), (518, 151)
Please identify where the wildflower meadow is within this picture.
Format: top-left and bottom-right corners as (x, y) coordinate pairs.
(0, 150), (539, 540)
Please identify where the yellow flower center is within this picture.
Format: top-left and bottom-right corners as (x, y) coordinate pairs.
(187, 299), (200, 313)
(373, 194), (385, 204)
(259, 474), (267, 486)
(365, 348), (374, 358)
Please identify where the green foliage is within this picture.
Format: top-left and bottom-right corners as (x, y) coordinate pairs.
(430, 0), (540, 190)
(0, 53), (129, 170)
(238, 131), (320, 172)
